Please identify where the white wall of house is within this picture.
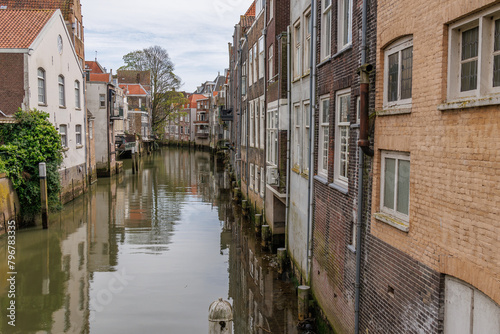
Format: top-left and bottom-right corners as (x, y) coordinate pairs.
(86, 82), (109, 168)
(288, 0), (313, 280)
(26, 10), (86, 172)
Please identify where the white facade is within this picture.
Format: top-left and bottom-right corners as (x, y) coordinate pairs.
(24, 10), (86, 172)
(288, 0), (313, 280)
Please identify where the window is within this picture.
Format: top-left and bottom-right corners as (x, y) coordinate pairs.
(242, 61), (247, 95)
(99, 94), (106, 108)
(380, 151), (410, 222)
(260, 167), (265, 197)
(447, 6), (500, 102)
(250, 101), (254, 147)
(75, 124), (82, 146)
(267, 108), (278, 165)
(334, 90), (350, 188)
(89, 121), (93, 139)
(255, 0), (264, 15)
(259, 36), (265, 79)
(260, 99), (265, 149)
(294, 20), (301, 79)
(318, 96), (330, 178)
(321, 0), (332, 60)
(338, 0), (352, 50)
(293, 104), (301, 168)
(75, 81), (81, 109)
(255, 164), (259, 193)
(304, 10), (311, 74)
(58, 75), (65, 107)
(249, 49), (253, 86)
(242, 109), (247, 145)
(38, 68), (46, 105)
(269, 0), (274, 21)
(268, 44), (274, 80)
(60, 125), (67, 147)
(303, 102), (310, 174)
(250, 163), (255, 189)
(384, 36), (413, 109)
(253, 44), (258, 83)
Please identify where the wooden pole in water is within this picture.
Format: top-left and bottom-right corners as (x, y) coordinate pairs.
(39, 162), (48, 229)
(131, 148), (136, 174)
(298, 285), (310, 321)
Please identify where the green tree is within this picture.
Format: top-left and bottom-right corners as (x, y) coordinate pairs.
(119, 45), (187, 135)
(0, 109), (63, 224)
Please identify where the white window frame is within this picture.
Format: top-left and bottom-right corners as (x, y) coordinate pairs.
(269, 0), (274, 21)
(89, 121), (93, 140)
(249, 48), (253, 86)
(267, 108), (278, 165)
(60, 124), (68, 148)
(255, 99), (260, 148)
(250, 163), (255, 190)
(318, 95), (330, 178)
(58, 75), (65, 107)
(303, 101), (310, 174)
(259, 36), (265, 79)
(294, 19), (301, 80)
(38, 68), (46, 105)
(338, 0), (353, 51)
(99, 94), (106, 108)
(268, 44), (274, 80)
(447, 6), (500, 102)
(75, 124), (82, 146)
(75, 80), (81, 109)
(242, 108), (247, 146)
(321, 0), (332, 60)
(383, 36), (413, 110)
(293, 103), (301, 169)
(260, 98), (265, 149)
(250, 101), (255, 147)
(253, 44), (258, 84)
(304, 9), (311, 75)
(380, 150), (410, 223)
(334, 89), (350, 189)
(255, 164), (259, 193)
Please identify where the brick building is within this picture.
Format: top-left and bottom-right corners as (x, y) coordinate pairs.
(358, 0), (500, 333)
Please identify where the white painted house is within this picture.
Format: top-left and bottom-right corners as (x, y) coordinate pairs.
(0, 9), (87, 203)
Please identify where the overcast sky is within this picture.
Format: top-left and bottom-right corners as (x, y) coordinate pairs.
(82, 0), (252, 92)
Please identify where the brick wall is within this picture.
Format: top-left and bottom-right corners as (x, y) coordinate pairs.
(0, 53), (24, 115)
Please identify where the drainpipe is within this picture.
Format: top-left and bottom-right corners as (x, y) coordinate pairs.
(305, 0), (317, 283)
(285, 25), (292, 250)
(245, 34), (249, 201)
(263, 6), (267, 217)
(237, 31), (242, 180)
(355, 0), (374, 333)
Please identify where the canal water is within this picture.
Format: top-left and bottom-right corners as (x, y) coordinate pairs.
(0, 148), (303, 333)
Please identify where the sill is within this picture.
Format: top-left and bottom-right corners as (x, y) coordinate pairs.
(328, 182), (348, 195)
(438, 95), (500, 111)
(378, 106), (412, 116)
(76, 108), (81, 111)
(76, 145), (83, 149)
(314, 175), (328, 185)
(292, 166), (300, 174)
(38, 103), (47, 107)
(292, 77), (301, 83)
(347, 244), (356, 253)
(62, 147), (69, 152)
(317, 57), (331, 68)
(301, 170), (309, 179)
(302, 71), (311, 78)
(333, 44), (353, 59)
(59, 106), (66, 109)
(350, 123), (360, 129)
(373, 212), (409, 233)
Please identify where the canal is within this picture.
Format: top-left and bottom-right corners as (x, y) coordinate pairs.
(0, 148), (304, 333)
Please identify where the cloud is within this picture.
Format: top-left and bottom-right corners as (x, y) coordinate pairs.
(82, 0), (252, 92)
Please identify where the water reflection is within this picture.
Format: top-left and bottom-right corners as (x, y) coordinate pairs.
(0, 148), (300, 333)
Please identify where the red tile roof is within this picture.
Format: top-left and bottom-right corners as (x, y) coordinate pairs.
(188, 94), (206, 108)
(119, 84), (147, 96)
(89, 73), (111, 82)
(0, 9), (54, 49)
(245, 1), (255, 16)
(0, 0), (73, 20)
(85, 61), (104, 74)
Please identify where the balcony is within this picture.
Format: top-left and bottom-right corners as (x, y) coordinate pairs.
(219, 108), (233, 122)
(195, 130), (209, 139)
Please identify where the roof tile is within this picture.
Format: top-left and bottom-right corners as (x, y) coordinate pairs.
(0, 9), (54, 49)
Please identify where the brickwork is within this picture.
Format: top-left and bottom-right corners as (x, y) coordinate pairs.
(0, 54), (24, 115)
(372, 0), (500, 310)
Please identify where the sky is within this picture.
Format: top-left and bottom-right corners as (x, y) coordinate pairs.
(82, 0), (253, 93)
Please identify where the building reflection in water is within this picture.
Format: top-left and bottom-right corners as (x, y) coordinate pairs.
(0, 148), (301, 333)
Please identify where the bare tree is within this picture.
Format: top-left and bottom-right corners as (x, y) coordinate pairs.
(120, 46), (185, 135)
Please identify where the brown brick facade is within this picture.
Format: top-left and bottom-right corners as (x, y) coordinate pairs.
(0, 53), (25, 115)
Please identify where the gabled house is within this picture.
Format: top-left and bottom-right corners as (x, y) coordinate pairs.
(0, 9), (87, 203)
(86, 71), (119, 176)
(0, 0), (85, 67)
(119, 83), (150, 141)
